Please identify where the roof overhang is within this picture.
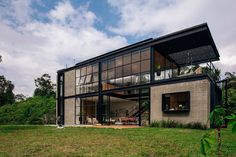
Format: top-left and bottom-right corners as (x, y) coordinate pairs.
(58, 23), (219, 73)
(152, 23), (219, 66)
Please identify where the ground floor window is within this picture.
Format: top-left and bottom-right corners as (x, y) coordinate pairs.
(75, 96), (98, 125)
(162, 91), (190, 112)
(75, 88), (150, 126)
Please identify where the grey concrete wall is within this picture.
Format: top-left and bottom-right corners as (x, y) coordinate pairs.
(64, 98), (75, 125)
(64, 70), (75, 97)
(151, 79), (211, 128)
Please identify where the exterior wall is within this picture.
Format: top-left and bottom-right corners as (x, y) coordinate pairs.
(151, 79), (211, 128)
(64, 98), (75, 125)
(64, 70), (75, 97)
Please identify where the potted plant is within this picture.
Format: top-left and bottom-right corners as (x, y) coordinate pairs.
(178, 104), (183, 110)
(155, 64), (161, 76)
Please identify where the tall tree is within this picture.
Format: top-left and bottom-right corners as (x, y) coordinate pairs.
(0, 75), (15, 106)
(34, 74), (56, 98)
(224, 72), (236, 110)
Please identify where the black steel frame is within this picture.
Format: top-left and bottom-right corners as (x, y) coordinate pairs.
(57, 73), (64, 125)
(57, 23), (220, 126)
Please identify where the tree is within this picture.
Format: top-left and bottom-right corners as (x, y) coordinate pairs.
(210, 107), (226, 156)
(15, 94), (26, 102)
(0, 75), (15, 106)
(201, 107), (236, 156)
(225, 72), (236, 108)
(34, 74), (56, 98)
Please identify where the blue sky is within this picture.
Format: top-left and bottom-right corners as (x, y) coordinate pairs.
(0, 0), (236, 96)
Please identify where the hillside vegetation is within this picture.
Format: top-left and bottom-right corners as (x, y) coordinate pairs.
(0, 96), (55, 124)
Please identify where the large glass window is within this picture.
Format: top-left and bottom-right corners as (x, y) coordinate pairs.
(76, 96), (98, 125)
(154, 50), (177, 80)
(76, 63), (99, 94)
(162, 91), (190, 112)
(102, 48), (150, 90)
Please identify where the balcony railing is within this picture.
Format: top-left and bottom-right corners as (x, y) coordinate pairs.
(154, 62), (219, 82)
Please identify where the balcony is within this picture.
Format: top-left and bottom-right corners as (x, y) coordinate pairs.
(154, 62), (220, 82)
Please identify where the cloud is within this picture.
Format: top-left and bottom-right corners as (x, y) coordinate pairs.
(0, 0), (127, 96)
(48, 1), (96, 28)
(107, 0), (236, 75)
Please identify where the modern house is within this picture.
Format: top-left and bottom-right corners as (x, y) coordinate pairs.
(57, 23), (222, 128)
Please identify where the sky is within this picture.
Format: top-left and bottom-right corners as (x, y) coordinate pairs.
(0, 0), (236, 96)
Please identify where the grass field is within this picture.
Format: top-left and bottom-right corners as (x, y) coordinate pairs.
(0, 125), (235, 157)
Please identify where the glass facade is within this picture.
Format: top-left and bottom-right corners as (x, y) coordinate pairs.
(75, 96), (98, 125)
(102, 48), (150, 90)
(76, 63), (99, 94)
(154, 50), (178, 80)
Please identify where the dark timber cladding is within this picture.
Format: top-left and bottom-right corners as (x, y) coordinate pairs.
(57, 23), (219, 73)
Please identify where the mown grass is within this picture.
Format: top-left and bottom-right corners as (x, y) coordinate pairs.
(0, 125), (235, 157)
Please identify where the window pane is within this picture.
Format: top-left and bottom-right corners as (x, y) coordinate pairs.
(115, 56), (123, 67)
(123, 64), (131, 76)
(123, 54), (131, 65)
(76, 78), (80, 85)
(115, 78), (123, 87)
(92, 83), (98, 92)
(132, 51), (140, 62)
(85, 74), (92, 83)
(108, 69), (115, 79)
(87, 65), (92, 74)
(102, 70), (107, 81)
(140, 73), (150, 84)
(81, 85), (86, 93)
(81, 67), (86, 76)
(132, 62), (140, 74)
(93, 72), (98, 82)
(132, 75), (140, 85)
(93, 64), (98, 72)
(141, 60), (150, 73)
(141, 49), (150, 60)
(102, 61), (107, 71)
(123, 76), (132, 86)
(87, 83), (92, 93)
(76, 86), (80, 94)
(115, 66), (122, 78)
(108, 59), (115, 69)
(80, 76), (86, 84)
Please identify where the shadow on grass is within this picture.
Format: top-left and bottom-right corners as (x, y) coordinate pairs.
(0, 125), (39, 133)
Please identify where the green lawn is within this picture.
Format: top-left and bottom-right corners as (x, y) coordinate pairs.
(0, 125), (235, 157)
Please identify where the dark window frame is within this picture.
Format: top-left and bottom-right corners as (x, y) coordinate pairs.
(162, 91), (190, 113)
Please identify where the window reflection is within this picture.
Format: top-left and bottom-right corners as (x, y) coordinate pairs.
(76, 63), (99, 94)
(102, 48), (150, 90)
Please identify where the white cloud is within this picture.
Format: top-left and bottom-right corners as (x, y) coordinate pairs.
(107, 0), (236, 75)
(0, 0), (127, 96)
(48, 1), (96, 28)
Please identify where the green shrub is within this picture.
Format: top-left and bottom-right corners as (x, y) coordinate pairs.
(0, 96), (56, 124)
(149, 121), (160, 127)
(150, 120), (207, 130)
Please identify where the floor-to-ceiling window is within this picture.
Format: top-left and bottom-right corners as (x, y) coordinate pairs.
(75, 96), (98, 125)
(102, 88), (150, 126)
(76, 63), (99, 94)
(102, 48), (150, 90)
(153, 50), (178, 80)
